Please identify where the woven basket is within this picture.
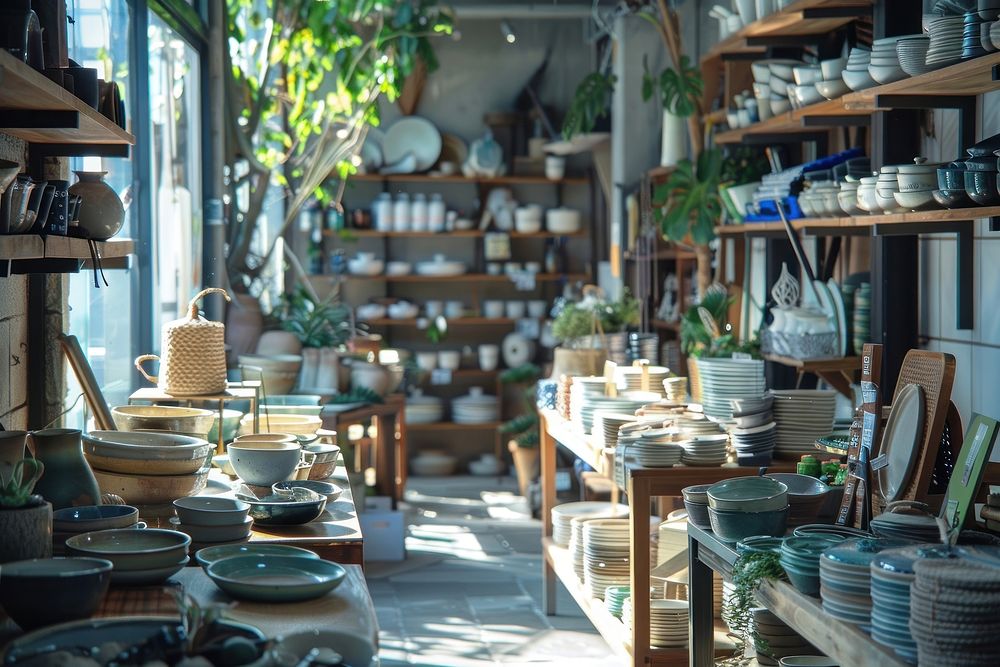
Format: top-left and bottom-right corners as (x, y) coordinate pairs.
(135, 288), (232, 396)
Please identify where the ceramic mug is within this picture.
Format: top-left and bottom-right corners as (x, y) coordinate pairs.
(544, 155), (566, 180)
(478, 344), (500, 372)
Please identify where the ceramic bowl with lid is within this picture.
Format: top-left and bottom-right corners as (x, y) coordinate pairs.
(896, 158), (940, 191)
(707, 476), (788, 512)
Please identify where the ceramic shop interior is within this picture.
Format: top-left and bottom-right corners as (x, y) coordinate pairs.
(4, 0), (1000, 666)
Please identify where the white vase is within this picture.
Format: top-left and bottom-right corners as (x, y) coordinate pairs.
(660, 110), (688, 168)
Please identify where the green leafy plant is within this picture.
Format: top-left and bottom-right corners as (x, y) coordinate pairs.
(720, 146), (770, 186)
(652, 148), (723, 244)
(562, 72), (617, 141)
(725, 551), (786, 654)
(642, 54), (703, 117)
(499, 364), (543, 448)
(0, 458), (45, 508)
(552, 304), (595, 346)
(274, 284), (353, 349)
(225, 0), (453, 287)
(330, 386), (384, 405)
(680, 286), (760, 359)
(552, 290), (641, 345)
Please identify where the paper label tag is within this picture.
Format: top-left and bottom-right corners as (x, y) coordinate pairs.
(963, 422), (990, 485)
(871, 454), (889, 471)
(509, 271), (536, 291)
(860, 411), (877, 453)
(861, 380), (878, 406)
(431, 369), (452, 385)
(516, 318), (541, 339)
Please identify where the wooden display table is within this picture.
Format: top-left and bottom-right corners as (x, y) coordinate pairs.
(539, 410), (796, 666)
(686, 522), (908, 667)
(764, 355), (861, 399)
(321, 395), (407, 505)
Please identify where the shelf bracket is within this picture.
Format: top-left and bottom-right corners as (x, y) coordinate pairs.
(990, 217), (1000, 232)
(28, 143), (130, 158)
(802, 115), (871, 127)
(0, 110), (79, 129)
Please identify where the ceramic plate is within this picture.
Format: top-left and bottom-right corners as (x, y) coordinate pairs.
(207, 555), (346, 602)
(876, 383), (924, 502)
(383, 116), (442, 171)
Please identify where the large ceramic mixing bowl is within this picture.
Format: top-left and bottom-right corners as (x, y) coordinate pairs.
(111, 406), (215, 438)
(228, 441), (302, 486)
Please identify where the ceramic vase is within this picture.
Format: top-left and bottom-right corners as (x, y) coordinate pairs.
(660, 110), (688, 168)
(0, 430), (27, 483)
(0, 501), (52, 564)
(69, 171), (124, 241)
(29, 429), (100, 509)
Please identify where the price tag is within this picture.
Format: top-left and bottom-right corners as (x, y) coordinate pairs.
(430, 369), (452, 385)
(731, 352), (752, 360)
(484, 232), (512, 261)
(870, 454), (889, 471)
(509, 271), (536, 291)
(516, 318), (541, 339)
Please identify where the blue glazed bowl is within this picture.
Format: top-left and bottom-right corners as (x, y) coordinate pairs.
(52, 504), (138, 532)
(708, 505), (789, 542)
(206, 555), (346, 602)
(243, 490), (327, 526)
(707, 477), (788, 512)
(684, 500), (712, 529)
(780, 560), (821, 596)
(0, 557), (113, 630)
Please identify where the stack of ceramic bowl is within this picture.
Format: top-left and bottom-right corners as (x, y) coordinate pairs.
(452, 388), (498, 424)
(662, 377), (687, 403)
(240, 413), (321, 438)
(681, 484), (712, 529)
(853, 283), (871, 353)
(819, 538), (910, 632)
(52, 505), (140, 556)
(170, 496), (253, 549)
(771, 390), (836, 457)
(752, 607), (824, 666)
(604, 585), (630, 618)
(303, 441), (340, 480)
(869, 36), (907, 83)
(870, 509), (943, 542)
(583, 519), (631, 599)
(909, 555), (1000, 665)
(678, 433), (729, 466)
(626, 428), (684, 468)
(963, 11), (989, 59)
(622, 598), (690, 648)
(925, 14), (965, 68)
(706, 477), (789, 543)
(780, 535), (844, 595)
(570, 510), (630, 580)
(935, 160), (974, 209)
(593, 411), (638, 448)
(870, 543), (955, 664)
(65, 528), (191, 585)
(615, 365), (669, 393)
(551, 501), (628, 547)
(694, 358), (766, 421)
(84, 430), (213, 506)
(730, 422), (777, 465)
(896, 35), (933, 76)
(793, 524), (872, 540)
(404, 390), (444, 424)
(814, 56), (849, 101)
(668, 410), (726, 438)
(766, 473), (832, 527)
(842, 47), (876, 91)
(111, 405), (215, 439)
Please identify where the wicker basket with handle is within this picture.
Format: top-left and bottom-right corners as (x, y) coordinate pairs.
(135, 288), (232, 395)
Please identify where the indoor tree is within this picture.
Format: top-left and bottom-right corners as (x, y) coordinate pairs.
(224, 0), (453, 294)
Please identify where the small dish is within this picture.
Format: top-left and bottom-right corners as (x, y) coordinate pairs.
(173, 496), (250, 527)
(206, 555), (347, 602)
(65, 528), (191, 572)
(273, 480), (343, 502)
(194, 543), (321, 570)
(169, 516), (253, 543)
(240, 488), (328, 526)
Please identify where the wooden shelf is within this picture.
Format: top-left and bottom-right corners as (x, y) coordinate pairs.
(347, 173), (589, 186)
(362, 317), (517, 327)
(624, 249), (697, 262)
(1, 236), (134, 275)
(701, 0), (871, 66)
(408, 421), (501, 431)
(325, 229), (586, 239)
(716, 205), (1000, 236)
(764, 354), (862, 372)
(0, 50), (134, 152)
(313, 273), (587, 283)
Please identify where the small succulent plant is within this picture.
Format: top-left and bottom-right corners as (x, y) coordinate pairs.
(0, 458), (45, 508)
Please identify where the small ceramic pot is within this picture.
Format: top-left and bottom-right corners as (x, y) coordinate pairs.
(0, 502), (53, 564)
(544, 155), (566, 180)
(68, 171), (124, 241)
(478, 344), (500, 372)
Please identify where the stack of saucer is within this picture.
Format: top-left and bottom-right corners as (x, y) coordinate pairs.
(752, 607), (824, 665)
(551, 501), (627, 547)
(623, 598), (690, 648)
(772, 390), (836, 457)
(729, 422), (777, 465)
(819, 538), (910, 633)
(843, 47), (876, 91)
(678, 434), (729, 466)
(170, 497), (253, 550)
(896, 35), (933, 76)
(593, 411), (638, 448)
(662, 377), (687, 403)
(870, 36), (907, 84)
(452, 388), (499, 424)
(604, 585), (630, 618)
(870, 511), (943, 542)
(668, 411), (726, 438)
(962, 11), (988, 60)
(925, 14), (965, 67)
(583, 519), (631, 599)
(625, 428), (684, 468)
(616, 365), (669, 393)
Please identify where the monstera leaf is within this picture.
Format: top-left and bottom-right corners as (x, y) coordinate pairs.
(643, 55), (704, 117)
(652, 148), (723, 244)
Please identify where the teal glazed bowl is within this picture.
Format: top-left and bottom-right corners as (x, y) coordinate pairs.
(0, 557), (113, 630)
(195, 543), (321, 571)
(207, 409), (244, 445)
(708, 505), (789, 542)
(206, 554), (347, 602)
(52, 504), (138, 533)
(707, 476), (788, 512)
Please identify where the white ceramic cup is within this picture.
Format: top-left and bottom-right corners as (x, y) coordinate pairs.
(416, 351), (437, 371)
(425, 300), (444, 318)
(506, 301), (526, 319)
(483, 300), (504, 319)
(438, 350), (461, 371)
(478, 344), (500, 372)
(445, 301), (464, 318)
(545, 155), (566, 180)
(527, 300), (548, 318)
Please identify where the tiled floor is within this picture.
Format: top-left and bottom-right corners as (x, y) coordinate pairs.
(366, 476), (620, 667)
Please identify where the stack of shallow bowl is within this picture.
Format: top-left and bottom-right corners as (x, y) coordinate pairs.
(661, 376), (687, 403)
(730, 421), (777, 466)
(694, 358), (766, 421)
(668, 411), (726, 438)
(925, 14), (965, 68)
(628, 428), (684, 467)
(896, 35), (933, 76)
(604, 585), (630, 618)
(170, 496), (253, 550)
(65, 528), (191, 585)
(303, 442), (340, 480)
(551, 501), (628, 547)
(84, 430), (213, 506)
(869, 36), (907, 83)
(706, 477), (789, 542)
(570, 383), (659, 433)
(582, 519), (631, 599)
(52, 505), (140, 556)
(772, 390), (836, 457)
(404, 391), (444, 424)
(615, 365), (669, 393)
(452, 388), (499, 424)
(765, 473), (832, 527)
(870, 509), (943, 542)
(682, 484), (713, 529)
(240, 413), (321, 438)
(780, 535), (844, 595)
(819, 538), (911, 632)
(622, 598), (690, 648)
(678, 433), (729, 466)
(842, 47), (876, 91)
(752, 607), (825, 666)
(593, 411), (637, 448)
(112, 405), (215, 439)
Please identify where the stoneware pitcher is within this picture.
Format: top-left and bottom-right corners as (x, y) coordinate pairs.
(29, 428), (100, 509)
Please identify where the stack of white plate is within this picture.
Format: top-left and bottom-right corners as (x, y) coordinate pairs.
(551, 501), (627, 547)
(897, 34), (933, 76)
(616, 365), (669, 393)
(679, 433), (729, 466)
(571, 384), (660, 433)
(625, 428), (684, 468)
(925, 15), (965, 68)
(667, 411), (726, 437)
(842, 47), (876, 91)
(772, 390), (837, 457)
(583, 519), (631, 599)
(452, 389), (499, 424)
(593, 411), (638, 448)
(729, 422), (777, 462)
(569, 510), (630, 581)
(662, 377), (687, 403)
(405, 392), (444, 424)
(694, 358), (766, 420)
(623, 598), (690, 648)
(569, 376), (609, 430)
(869, 36), (908, 83)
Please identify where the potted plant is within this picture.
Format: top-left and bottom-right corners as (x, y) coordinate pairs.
(642, 54), (703, 168)
(499, 365), (543, 497)
(551, 288), (640, 367)
(562, 72), (617, 140)
(272, 284), (355, 393)
(0, 458), (51, 564)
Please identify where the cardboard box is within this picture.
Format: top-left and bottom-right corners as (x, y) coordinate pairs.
(359, 496), (406, 562)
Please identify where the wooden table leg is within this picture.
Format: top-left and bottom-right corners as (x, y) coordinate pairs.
(688, 533), (716, 667)
(374, 415), (395, 505)
(395, 410), (407, 502)
(629, 475), (652, 667)
(540, 412), (557, 616)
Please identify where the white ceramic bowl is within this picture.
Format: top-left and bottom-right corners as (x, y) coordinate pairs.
(819, 57), (847, 80)
(356, 303), (386, 320)
(842, 68), (876, 91)
(437, 350), (461, 371)
(415, 351), (437, 371)
(792, 66), (822, 85)
(385, 261), (412, 276)
(893, 189), (937, 210)
(815, 79), (849, 100)
(545, 207), (581, 234)
(527, 299), (548, 318)
(228, 441), (302, 486)
(483, 300), (505, 319)
(505, 301), (526, 319)
(868, 64), (906, 84)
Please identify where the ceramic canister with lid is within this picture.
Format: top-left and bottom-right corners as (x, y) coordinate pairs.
(393, 193), (410, 232)
(428, 194), (446, 232)
(410, 193), (428, 231)
(373, 193), (393, 232)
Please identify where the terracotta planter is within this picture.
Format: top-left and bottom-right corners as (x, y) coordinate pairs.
(508, 440), (540, 497)
(256, 330), (303, 356)
(30, 429), (100, 509)
(0, 502), (53, 564)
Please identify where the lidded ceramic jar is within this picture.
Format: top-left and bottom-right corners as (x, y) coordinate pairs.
(897, 157), (941, 192)
(875, 166), (904, 213)
(856, 175), (880, 213)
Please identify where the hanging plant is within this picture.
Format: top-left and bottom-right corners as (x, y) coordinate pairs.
(725, 551), (786, 654)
